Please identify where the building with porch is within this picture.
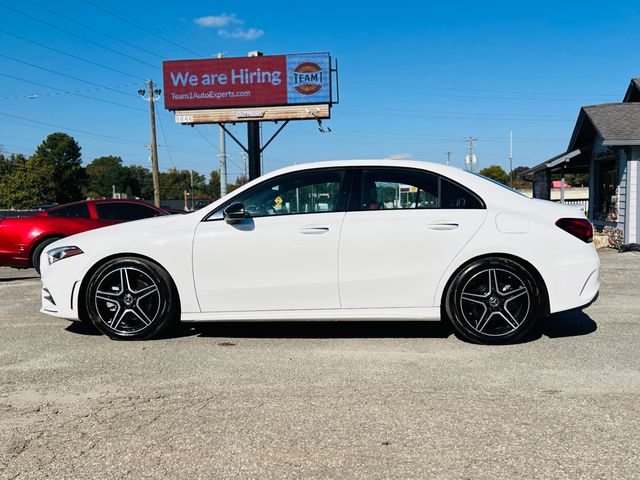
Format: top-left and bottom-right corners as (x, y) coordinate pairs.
(523, 78), (640, 247)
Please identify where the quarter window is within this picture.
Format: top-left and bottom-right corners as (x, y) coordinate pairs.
(358, 168), (483, 210)
(229, 169), (346, 218)
(47, 203), (90, 218)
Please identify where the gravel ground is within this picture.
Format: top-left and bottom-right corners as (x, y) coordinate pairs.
(0, 249), (638, 479)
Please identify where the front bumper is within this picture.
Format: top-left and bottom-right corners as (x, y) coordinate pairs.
(39, 253), (86, 321)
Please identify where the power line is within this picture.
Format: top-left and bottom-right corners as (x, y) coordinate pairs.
(0, 76), (140, 101)
(155, 107), (175, 168)
(353, 81), (619, 99)
(0, 112), (142, 146)
(0, 2), (159, 70)
(0, 72), (146, 112)
(80, 0), (205, 57)
(0, 28), (144, 81)
(0, 112), (220, 156)
(24, 0), (165, 60)
(361, 88), (613, 103)
(0, 53), (140, 99)
(192, 126), (245, 172)
(347, 109), (572, 123)
(348, 105), (574, 120)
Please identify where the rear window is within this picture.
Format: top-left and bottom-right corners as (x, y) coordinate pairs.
(471, 172), (526, 197)
(47, 203), (90, 218)
(95, 202), (159, 221)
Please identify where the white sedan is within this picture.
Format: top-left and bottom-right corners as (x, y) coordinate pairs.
(40, 160), (599, 344)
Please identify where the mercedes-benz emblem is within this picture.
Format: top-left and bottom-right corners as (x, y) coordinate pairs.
(123, 293), (134, 306)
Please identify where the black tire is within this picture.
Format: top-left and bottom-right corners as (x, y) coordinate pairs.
(31, 237), (62, 275)
(445, 257), (541, 345)
(84, 257), (179, 340)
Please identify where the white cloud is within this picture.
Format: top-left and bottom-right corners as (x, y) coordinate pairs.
(217, 27), (264, 41)
(194, 13), (263, 41)
(194, 13), (242, 28)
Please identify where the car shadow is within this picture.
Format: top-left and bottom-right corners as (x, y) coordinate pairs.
(63, 312), (597, 343)
(539, 310), (598, 338)
(0, 274), (40, 282)
(191, 320), (454, 340)
(65, 321), (101, 336)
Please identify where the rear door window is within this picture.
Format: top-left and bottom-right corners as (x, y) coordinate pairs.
(355, 168), (484, 210)
(95, 202), (159, 221)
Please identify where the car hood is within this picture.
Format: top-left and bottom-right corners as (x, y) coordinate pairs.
(49, 214), (186, 251)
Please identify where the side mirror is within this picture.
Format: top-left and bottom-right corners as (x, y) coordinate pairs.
(223, 202), (247, 224)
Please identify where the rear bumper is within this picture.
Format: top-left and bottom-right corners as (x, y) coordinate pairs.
(535, 245), (600, 314)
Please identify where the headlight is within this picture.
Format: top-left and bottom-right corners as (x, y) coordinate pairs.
(47, 246), (83, 265)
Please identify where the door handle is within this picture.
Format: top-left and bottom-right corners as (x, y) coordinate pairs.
(299, 226), (330, 235)
(428, 222), (459, 231)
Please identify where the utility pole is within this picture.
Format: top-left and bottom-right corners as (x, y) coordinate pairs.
(138, 80), (161, 207)
(509, 130), (514, 187)
(242, 152), (248, 179)
(217, 53), (228, 198)
(464, 137), (478, 172)
(445, 151), (452, 166)
(190, 170), (194, 211)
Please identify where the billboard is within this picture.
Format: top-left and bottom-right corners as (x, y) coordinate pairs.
(162, 53), (332, 111)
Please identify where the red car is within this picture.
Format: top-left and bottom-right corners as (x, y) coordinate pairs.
(0, 199), (167, 273)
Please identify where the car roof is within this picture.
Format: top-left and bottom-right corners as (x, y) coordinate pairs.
(263, 159), (462, 176)
(239, 159), (485, 193)
(50, 199), (160, 208)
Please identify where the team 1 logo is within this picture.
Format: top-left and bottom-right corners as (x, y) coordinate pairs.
(292, 62), (324, 95)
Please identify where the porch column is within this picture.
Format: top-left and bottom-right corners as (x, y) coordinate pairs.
(533, 170), (551, 200)
(625, 147), (639, 244)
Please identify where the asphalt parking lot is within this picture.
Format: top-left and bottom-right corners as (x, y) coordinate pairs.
(0, 249), (639, 479)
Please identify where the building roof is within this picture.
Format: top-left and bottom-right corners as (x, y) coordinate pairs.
(568, 103), (640, 148)
(623, 78), (640, 102)
(522, 77), (640, 178)
(520, 149), (581, 176)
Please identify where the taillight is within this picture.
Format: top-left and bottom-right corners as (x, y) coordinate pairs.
(555, 218), (593, 243)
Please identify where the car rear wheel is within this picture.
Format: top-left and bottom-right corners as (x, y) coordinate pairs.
(445, 257), (541, 345)
(84, 257), (179, 340)
(31, 237), (62, 275)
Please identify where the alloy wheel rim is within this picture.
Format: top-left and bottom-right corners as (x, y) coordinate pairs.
(459, 268), (530, 337)
(94, 267), (161, 335)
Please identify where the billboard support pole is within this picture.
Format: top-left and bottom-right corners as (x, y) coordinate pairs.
(247, 122), (261, 180)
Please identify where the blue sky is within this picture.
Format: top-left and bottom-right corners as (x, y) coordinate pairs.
(1, 0), (638, 181)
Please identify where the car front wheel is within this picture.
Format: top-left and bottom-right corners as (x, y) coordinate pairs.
(445, 257), (541, 345)
(84, 257), (179, 340)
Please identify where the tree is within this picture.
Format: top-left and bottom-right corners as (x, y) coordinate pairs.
(0, 152), (26, 176)
(479, 165), (509, 185)
(228, 175), (248, 193)
(207, 170), (221, 201)
(510, 165), (531, 189)
(0, 155), (56, 209)
(124, 165), (154, 199)
(159, 168), (205, 200)
(566, 173), (589, 187)
(32, 133), (86, 203)
(85, 156), (125, 198)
